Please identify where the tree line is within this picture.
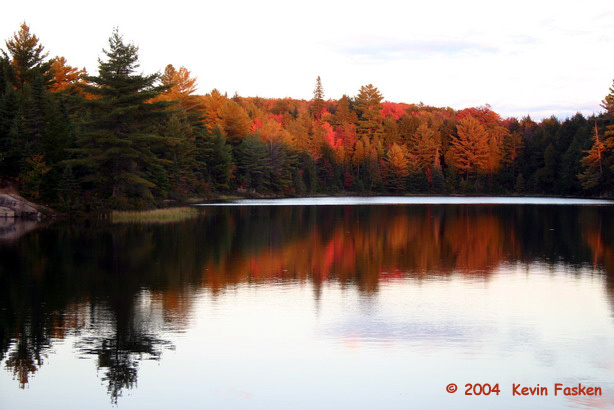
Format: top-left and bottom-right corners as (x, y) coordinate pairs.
(0, 23), (612, 211)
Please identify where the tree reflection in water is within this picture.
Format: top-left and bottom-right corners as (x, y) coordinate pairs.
(0, 204), (612, 401)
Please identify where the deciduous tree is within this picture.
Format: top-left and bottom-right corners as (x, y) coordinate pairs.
(355, 84), (384, 144)
(578, 122), (607, 190)
(446, 116), (490, 179)
(382, 143), (408, 192)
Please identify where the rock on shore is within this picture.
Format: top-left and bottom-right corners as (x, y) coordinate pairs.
(0, 193), (47, 219)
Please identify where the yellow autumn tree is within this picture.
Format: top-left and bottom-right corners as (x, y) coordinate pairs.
(219, 100), (251, 144)
(409, 122), (441, 170)
(382, 143), (408, 191)
(257, 117), (293, 147)
(201, 89), (227, 131)
(156, 64), (204, 114)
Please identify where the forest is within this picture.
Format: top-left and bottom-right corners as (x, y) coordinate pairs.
(0, 23), (613, 211)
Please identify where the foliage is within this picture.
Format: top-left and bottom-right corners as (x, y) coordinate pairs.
(67, 28), (171, 209)
(0, 23), (612, 211)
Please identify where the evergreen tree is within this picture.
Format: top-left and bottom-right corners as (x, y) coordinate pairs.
(157, 111), (197, 197)
(4, 23), (53, 88)
(69, 29), (171, 208)
(299, 153), (318, 193)
(536, 142), (556, 192)
(311, 76), (325, 119)
(200, 129), (233, 191)
(56, 165), (81, 211)
(236, 136), (272, 192)
(515, 173), (525, 193)
(0, 23), (73, 200)
(269, 142), (297, 193)
(0, 55), (18, 178)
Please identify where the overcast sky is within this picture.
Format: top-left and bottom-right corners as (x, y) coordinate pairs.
(2, 0), (613, 120)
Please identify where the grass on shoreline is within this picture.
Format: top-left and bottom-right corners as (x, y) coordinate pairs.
(111, 207), (200, 224)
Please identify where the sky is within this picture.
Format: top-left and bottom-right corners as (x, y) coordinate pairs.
(1, 0), (613, 120)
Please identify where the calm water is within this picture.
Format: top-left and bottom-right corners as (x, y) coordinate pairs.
(1, 198), (614, 409)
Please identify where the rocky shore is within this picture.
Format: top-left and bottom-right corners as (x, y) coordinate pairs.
(0, 193), (51, 241)
(0, 193), (48, 219)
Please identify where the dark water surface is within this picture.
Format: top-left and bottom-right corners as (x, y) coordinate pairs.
(1, 199), (614, 409)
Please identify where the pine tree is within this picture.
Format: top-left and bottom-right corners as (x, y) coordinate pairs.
(57, 165), (81, 211)
(311, 76), (325, 119)
(1, 23), (73, 198)
(536, 142), (556, 192)
(269, 142), (297, 193)
(4, 23), (53, 88)
(0, 55), (18, 178)
(200, 128), (233, 191)
(236, 136), (272, 192)
(157, 111), (197, 197)
(69, 29), (171, 208)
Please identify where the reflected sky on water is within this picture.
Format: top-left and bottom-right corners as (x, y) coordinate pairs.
(1, 200), (614, 408)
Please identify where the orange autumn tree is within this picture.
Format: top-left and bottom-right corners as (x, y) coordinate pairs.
(332, 95), (358, 162)
(446, 115), (490, 180)
(355, 84), (384, 144)
(5, 23), (53, 87)
(156, 64), (204, 114)
(201, 89), (227, 131)
(578, 122), (607, 190)
(382, 143), (409, 191)
(602, 79), (614, 150)
(457, 106), (506, 175)
(502, 131), (524, 166)
(49, 56), (87, 93)
(409, 121), (441, 171)
(219, 100), (251, 144)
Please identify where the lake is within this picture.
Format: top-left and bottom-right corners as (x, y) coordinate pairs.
(1, 197), (613, 409)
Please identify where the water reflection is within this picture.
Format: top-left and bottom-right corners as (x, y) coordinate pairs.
(0, 203), (613, 404)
